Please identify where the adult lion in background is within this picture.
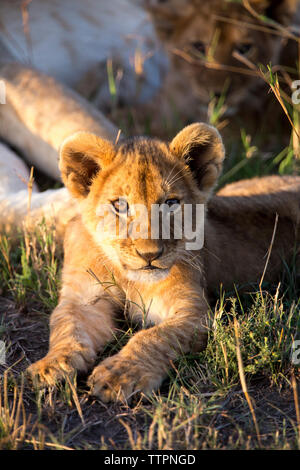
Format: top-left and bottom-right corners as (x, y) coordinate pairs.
(0, 0), (166, 109)
(139, 0), (299, 140)
(1, 0), (298, 144)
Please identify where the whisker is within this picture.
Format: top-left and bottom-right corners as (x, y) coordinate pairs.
(167, 166), (186, 187)
(180, 256), (203, 273)
(168, 173), (186, 186)
(201, 246), (221, 262)
(164, 163), (178, 187)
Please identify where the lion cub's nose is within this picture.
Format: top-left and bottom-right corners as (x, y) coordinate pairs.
(135, 247), (164, 264)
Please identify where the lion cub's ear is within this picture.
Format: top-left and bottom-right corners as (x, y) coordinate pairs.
(144, 0), (193, 40)
(170, 123), (225, 197)
(59, 131), (115, 199)
(250, 0), (298, 26)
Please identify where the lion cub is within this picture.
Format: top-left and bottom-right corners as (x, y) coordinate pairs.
(27, 123), (300, 402)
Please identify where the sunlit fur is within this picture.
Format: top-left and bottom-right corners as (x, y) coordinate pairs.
(27, 123), (300, 402)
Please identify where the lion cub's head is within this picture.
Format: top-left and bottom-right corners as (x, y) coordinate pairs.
(59, 123), (224, 282)
(145, 0), (298, 114)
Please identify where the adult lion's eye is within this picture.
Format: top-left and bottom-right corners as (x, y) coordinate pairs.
(235, 43), (253, 56)
(111, 199), (129, 214)
(191, 41), (206, 55)
(165, 198), (180, 210)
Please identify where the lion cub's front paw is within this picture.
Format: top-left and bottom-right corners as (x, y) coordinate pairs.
(87, 354), (162, 403)
(26, 354), (76, 387)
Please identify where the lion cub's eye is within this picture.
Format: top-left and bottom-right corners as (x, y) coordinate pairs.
(235, 43), (253, 56)
(111, 199), (129, 215)
(165, 198), (180, 210)
(191, 41), (206, 55)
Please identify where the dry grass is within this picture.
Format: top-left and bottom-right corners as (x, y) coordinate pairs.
(0, 224), (299, 449)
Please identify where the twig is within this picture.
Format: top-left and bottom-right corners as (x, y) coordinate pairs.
(291, 373), (300, 448)
(243, 0), (300, 43)
(65, 376), (85, 426)
(115, 129), (122, 145)
(27, 166), (34, 215)
(259, 213), (279, 297)
(234, 318), (262, 447)
(214, 14), (299, 42)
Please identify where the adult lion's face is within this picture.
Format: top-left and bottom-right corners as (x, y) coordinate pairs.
(59, 124), (225, 282)
(146, 0), (298, 115)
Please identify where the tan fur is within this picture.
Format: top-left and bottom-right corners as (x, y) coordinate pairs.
(0, 63), (117, 180)
(0, 0), (161, 106)
(27, 123), (300, 402)
(0, 63), (118, 238)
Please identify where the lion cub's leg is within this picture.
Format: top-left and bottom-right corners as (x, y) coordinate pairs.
(88, 282), (208, 403)
(27, 298), (116, 386)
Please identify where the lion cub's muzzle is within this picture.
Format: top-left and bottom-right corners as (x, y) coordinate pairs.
(135, 246), (164, 268)
(124, 242), (173, 282)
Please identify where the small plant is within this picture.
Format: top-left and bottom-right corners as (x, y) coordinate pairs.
(0, 221), (62, 311)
